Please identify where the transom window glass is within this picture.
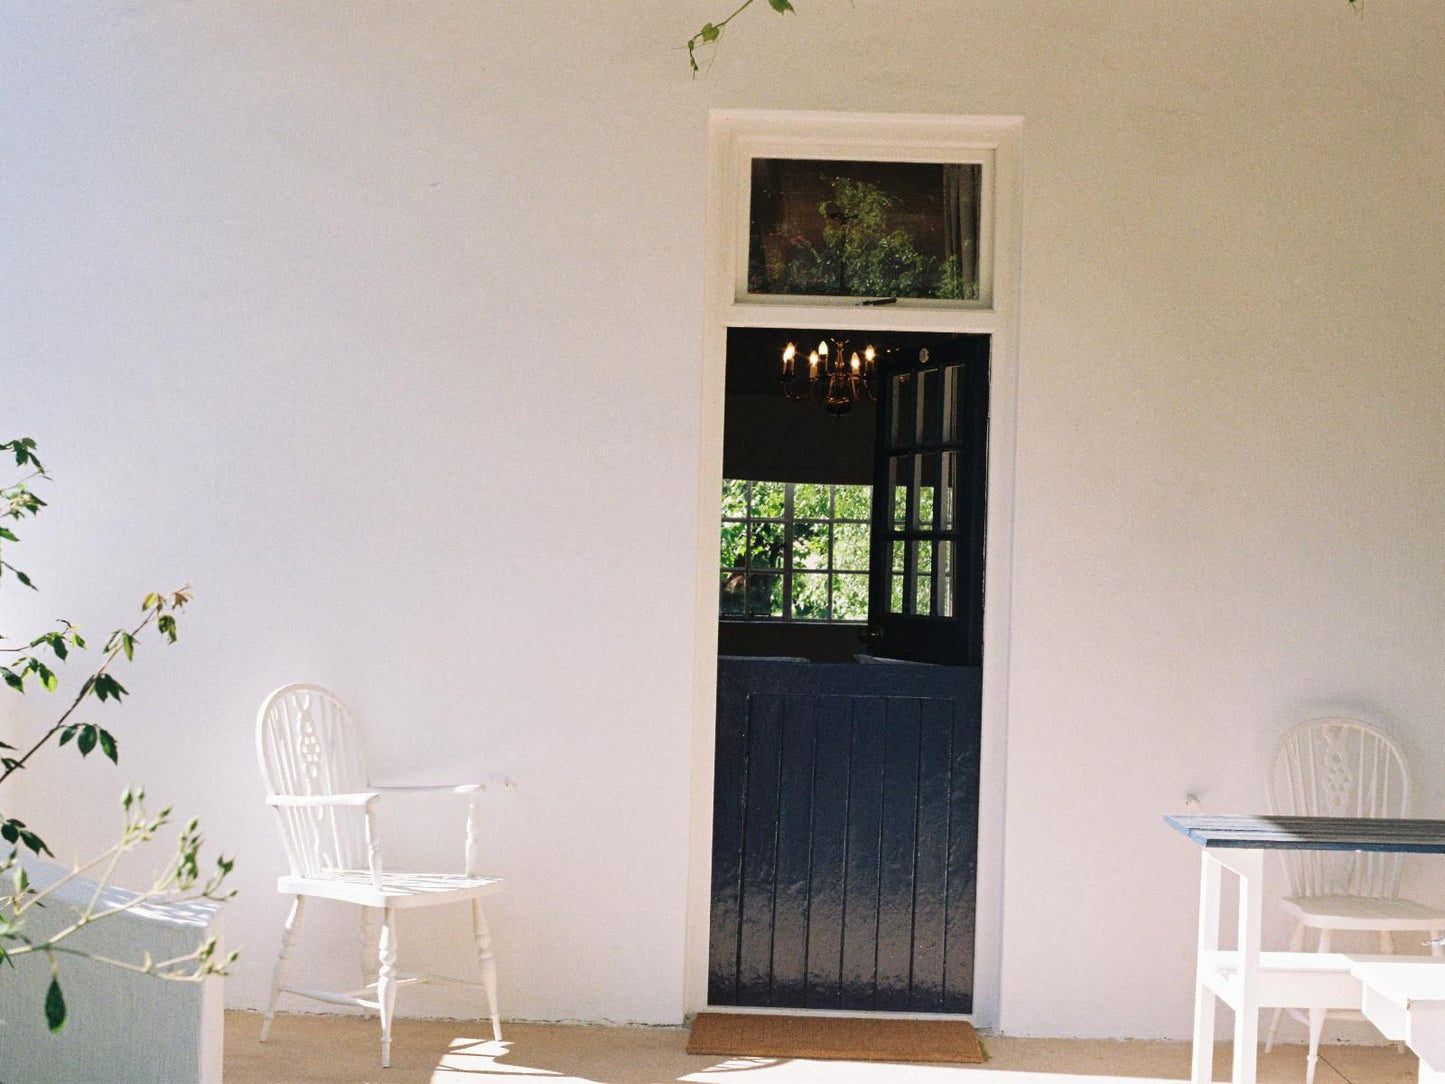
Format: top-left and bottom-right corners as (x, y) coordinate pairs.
(719, 480), (871, 622)
(748, 159), (982, 301)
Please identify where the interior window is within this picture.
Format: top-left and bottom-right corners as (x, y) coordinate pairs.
(719, 480), (871, 623)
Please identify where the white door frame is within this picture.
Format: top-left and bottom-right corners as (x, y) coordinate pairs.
(684, 109), (1023, 1029)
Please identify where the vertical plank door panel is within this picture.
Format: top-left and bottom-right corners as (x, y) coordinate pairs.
(839, 694), (887, 1009)
(804, 696), (852, 1009)
(875, 696), (923, 1010)
(770, 695), (817, 1005)
(737, 693), (784, 1003)
(909, 696), (955, 1010)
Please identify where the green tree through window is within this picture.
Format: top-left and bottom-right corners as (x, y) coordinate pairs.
(719, 480), (871, 622)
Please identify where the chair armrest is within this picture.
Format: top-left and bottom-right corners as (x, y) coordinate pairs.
(266, 792), (381, 808)
(370, 783), (484, 795)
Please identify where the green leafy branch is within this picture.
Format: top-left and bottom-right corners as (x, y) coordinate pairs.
(687, 0), (793, 75)
(0, 587), (194, 804)
(0, 435), (235, 1034)
(0, 788), (238, 1031)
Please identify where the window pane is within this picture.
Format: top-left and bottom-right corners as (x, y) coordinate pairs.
(721, 478), (748, 518)
(915, 368), (938, 444)
(720, 521), (747, 568)
(792, 573), (830, 621)
(913, 455), (936, 531)
(751, 481), (786, 518)
(748, 159), (982, 301)
(890, 573), (905, 614)
(892, 540), (906, 573)
(890, 374), (914, 448)
(748, 521), (785, 569)
(748, 573), (783, 617)
(833, 522), (869, 571)
(794, 482), (830, 520)
(940, 451), (957, 532)
(832, 574), (868, 621)
(720, 571), (746, 615)
(915, 539), (933, 575)
(942, 365), (963, 443)
(938, 540), (955, 618)
(914, 572), (933, 616)
(889, 456), (908, 526)
(792, 521), (829, 570)
(834, 484), (871, 520)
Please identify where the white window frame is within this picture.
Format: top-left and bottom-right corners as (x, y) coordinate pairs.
(687, 109), (1022, 1030)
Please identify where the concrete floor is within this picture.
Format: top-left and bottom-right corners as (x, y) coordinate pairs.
(225, 1011), (1421, 1084)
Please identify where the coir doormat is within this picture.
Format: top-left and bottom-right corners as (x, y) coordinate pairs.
(686, 1012), (983, 1064)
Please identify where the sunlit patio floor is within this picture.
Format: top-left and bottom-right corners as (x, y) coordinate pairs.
(224, 1010), (1420, 1084)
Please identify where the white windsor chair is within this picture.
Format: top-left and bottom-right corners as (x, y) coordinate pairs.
(1264, 717), (1445, 1084)
(255, 683), (502, 1068)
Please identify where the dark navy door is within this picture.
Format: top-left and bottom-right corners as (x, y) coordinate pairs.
(709, 658), (981, 1011)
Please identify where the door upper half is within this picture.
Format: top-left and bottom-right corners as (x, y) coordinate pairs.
(866, 335), (989, 667)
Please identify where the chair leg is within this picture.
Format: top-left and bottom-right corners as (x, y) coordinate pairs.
(1266, 921), (1306, 1053)
(378, 907), (399, 1068)
(1305, 1006), (1325, 1084)
(260, 895), (306, 1042)
(471, 899), (501, 1041)
(360, 906), (379, 996)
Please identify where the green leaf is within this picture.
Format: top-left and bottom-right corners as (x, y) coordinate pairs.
(700, 21), (720, 42)
(45, 974), (65, 1032)
(0, 527), (15, 541)
(49, 635), (67, 661)
(70, 632), (85, 649)
(14, 569), (33, 590)
(121, 633), (135, 661)
(77, 727), (97, 757)
(1, 668), (21, 692)
(768, 0), (793, 12)
(19, 830), (49, 856)
(157, 615), (176, 642)
(59, 725), (77, 747)
(141, 593), (159, 612)
(98, 729), (118, 764)
(0, 822), (16, 844)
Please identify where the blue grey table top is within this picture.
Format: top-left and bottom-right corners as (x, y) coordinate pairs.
(1165, 814), (1445, 853)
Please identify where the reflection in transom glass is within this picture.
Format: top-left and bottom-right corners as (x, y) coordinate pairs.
(748, 159), (982, 301)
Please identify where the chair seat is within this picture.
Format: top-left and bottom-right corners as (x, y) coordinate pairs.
(278, 870), (502, 909)
(1283, 894), (1445, 930)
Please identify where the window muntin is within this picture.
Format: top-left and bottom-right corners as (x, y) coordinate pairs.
(747, 159), (982, 302)
(719, 480), (871, 623)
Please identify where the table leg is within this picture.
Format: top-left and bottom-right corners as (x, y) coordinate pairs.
(1228, 848), (1264, 1084)
(1192, 850), (1223, 1084)
(1414, 1004), (1445, 1084)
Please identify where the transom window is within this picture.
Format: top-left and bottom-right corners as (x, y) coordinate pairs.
(719, 480), (871, 622)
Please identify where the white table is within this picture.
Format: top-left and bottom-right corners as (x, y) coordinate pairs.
(1167, 814), (1445, 1084)
(1351, 958), (1445, 1084)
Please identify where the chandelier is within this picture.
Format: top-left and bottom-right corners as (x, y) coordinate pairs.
(779, 336), (879, 418)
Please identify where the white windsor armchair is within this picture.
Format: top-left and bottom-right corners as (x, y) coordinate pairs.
(1264, 717), (1445, 1084)
(255, 683), (502, 1068)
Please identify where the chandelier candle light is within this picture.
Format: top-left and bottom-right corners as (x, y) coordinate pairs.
(780, 337), (880, 418)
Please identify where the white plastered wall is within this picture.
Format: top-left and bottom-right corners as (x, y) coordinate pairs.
(2, 0), (1443, 1040)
